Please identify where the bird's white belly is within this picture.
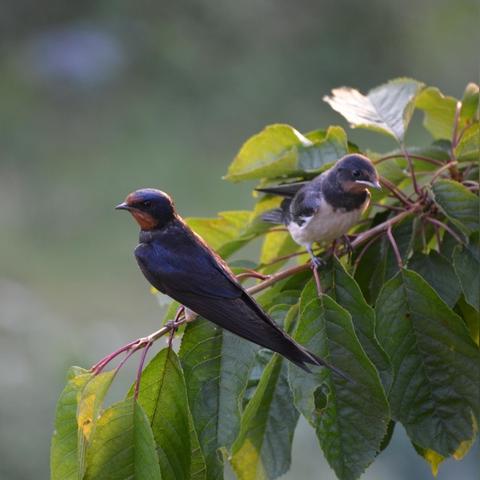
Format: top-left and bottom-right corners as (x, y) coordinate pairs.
(288, 203), (364, 246)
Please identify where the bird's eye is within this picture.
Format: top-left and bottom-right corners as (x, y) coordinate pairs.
(143, 200), (152, 208)
(352, 170), (361, 178)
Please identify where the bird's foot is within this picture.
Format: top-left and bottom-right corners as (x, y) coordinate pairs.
(342, 235), (355, 260)
(166, 306), (187, 347)
(310, 255), (326, 269)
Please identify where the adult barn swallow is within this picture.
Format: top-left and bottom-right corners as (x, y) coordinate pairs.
(116, 188), (344, 374)
(258, 154), (380, 265)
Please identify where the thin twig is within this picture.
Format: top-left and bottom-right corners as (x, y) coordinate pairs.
(134, 341), (153, 399)
(375, 153), (443, 166)
(380, 176), (413, 206)
(352, 232), (382, 274)
(401, 144), (419, 195)
(448, 101), (462, 180)
(387, 226), (403, 267)
(424, 216), (464, 245)
(312, 265), (323, 296)
(236, 270), (271, 281)
(372, 202), (406, 212)
(430, 161), (459, 184)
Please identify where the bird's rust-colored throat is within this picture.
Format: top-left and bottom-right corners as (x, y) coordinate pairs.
(130, 210), (158, 230)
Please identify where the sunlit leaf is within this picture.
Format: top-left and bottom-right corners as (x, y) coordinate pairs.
(132, 348), (193, 480)
(413, 443), (445, 477)
(460, 82), (479, 122)
(225, 124), (349, 182)
(231, 305), (300, 480)
(289, 283), (389, 480)
(376, 269), (480, 456)
(77, 370), (116, 478)
(259, 229), (300, 274)
(297, 126), (349, 173)
(324, 78), (424, 142)
(84, 399), (161, 480)
(51, 367), (92, 480)
(186, 210), (258, 259)
(415, 86), (459, 140)
(179, 319), (258, 479)
(431, 179), (479, 235)
(455, 122), (480, 162)
(225, 124), (310, 182)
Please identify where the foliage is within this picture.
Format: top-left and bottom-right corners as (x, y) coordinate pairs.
(51, 78), (479, 480)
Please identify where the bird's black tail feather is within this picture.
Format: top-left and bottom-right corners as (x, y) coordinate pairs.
(256, 182), (306, 197)
(304, 351), (353, 382)
(261, 208), (284, 224)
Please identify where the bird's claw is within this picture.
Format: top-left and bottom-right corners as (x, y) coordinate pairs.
(342, 235), (354, 257)
(310, 255), (326, 269)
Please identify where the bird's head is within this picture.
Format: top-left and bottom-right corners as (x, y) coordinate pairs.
(332, 154), (381, 193)
(115, 188), (175, 230)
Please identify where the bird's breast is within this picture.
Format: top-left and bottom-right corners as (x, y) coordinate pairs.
(288, 198), (367, 246)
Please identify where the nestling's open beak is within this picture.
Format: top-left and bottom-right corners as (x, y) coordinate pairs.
(115, 202), (131, 211)
(355, 179), (382, 190)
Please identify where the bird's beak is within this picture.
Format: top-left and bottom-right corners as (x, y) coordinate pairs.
(115, 202), (131, 211)
(355, 179), (382, 190)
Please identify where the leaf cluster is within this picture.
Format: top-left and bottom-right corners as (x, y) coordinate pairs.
(51, 79), (479, 480)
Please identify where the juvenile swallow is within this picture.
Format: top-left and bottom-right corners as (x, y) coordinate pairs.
(116, 188), (345, 375)
(258, 154), (380, 265)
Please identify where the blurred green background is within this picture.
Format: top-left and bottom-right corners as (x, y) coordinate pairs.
(0, 1), (478, 478)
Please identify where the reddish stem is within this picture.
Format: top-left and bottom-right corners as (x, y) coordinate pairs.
(387, 225), (403, 268)
(424, 217), (464, 245)
(380, 177), (413, 206)
(236, 270), (271, 281)
(312, 264), (323, 297)
(401, 145), (419, 195)
(375, 153), (443, 166)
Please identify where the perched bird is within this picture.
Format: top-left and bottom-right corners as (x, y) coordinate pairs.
(116, 188), (345, 375)
(258, 154), (381, 265)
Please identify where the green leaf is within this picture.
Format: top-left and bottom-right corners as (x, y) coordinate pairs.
(50, 368), (92, 480)
(259, 229), (300, 274)
(225, 124), (310, 182)
(77, 370), (116, 478)
(189, 414), (207, 480)
(224, 124), (349, 182)
(460, 82), (479, 122)
(297, 126), (349, 173)
(231, 304), (300, 480)
(456, 296), (480, 346)
(413, 443), (445, 477)
(134, 348), (193, 480)
(408, 251), (461, 307)
(414, 419), (479, 478)
(186, 211), (257, 258)
(289, 286), (389, 480)
(375, 269), (480, 456)
(455, 122), (479, 162)
(453, 235), (480, 311)
(325, 258), (392, 390)
(432, 179), (479, 235)
(324, 78), (424, 142)
(84, 398), (161, 480)
(179, 319), (258, 479)
(415, 87), (459, 139)
(368, 217), (415, 302)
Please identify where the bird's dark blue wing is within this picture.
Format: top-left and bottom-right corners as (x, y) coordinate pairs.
(135, 226), (242, 300)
